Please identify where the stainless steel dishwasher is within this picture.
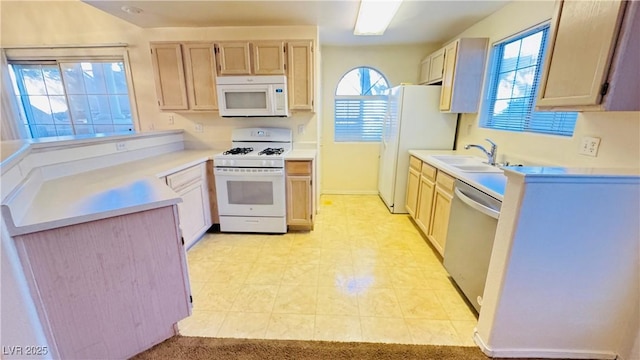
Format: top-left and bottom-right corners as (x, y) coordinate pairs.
(443, 179), (502, 313)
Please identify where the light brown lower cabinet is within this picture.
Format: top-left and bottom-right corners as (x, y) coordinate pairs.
(13, 206), (191, 359)
(406, 157), (455, 256)
(415, 169), (436, 234)
(285, 160), (314, 230)
(427, 171), (455, 256)
(405, 156), (422, 216)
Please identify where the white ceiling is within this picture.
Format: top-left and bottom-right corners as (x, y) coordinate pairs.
(82, 0), (510, 46)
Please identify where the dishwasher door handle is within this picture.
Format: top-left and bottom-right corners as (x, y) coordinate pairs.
(454, 187), (500, 219)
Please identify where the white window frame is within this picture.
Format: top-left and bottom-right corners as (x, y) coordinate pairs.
(334, 66), (390, 143)
(3, 46), (140, 137)
(480, 23), (578, 137)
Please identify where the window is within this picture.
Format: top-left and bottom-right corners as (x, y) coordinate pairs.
(9, 60), (134, 138)
(334, 67), (390, 142)
(482, 25), (578, 136)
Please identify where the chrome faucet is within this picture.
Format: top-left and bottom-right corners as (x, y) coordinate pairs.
(465, 138), (498, 166)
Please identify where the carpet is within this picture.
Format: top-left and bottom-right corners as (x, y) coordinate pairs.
(130, 336), (497, 360)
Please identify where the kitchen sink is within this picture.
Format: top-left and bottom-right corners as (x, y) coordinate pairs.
(430, 155), (480, 165)
(452, 164), (503, 173)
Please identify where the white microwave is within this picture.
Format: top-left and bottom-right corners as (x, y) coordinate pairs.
(216, 75), (289, 117)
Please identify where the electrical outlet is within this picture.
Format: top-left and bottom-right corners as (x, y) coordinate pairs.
(298, 124), (305, 134)
(580, 136), (601, 157)
(168, 115), (174, 125)
(195, 123), (204, 133)
(115, 142), (127, 151)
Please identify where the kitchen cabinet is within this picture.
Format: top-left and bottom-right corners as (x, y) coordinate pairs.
(13, 205), (191, 359)
(287, 40), (314, 111)
(285, 160), (313, 230)
(150, 43), (188, 110)
(216, 42), (252, 75)
(166, 162), (212, 248)
(536, 0), (639, 111)
(150, 42), (218, 111)
(415, 162), (436, 235)
(428, 170), (455, 256)
(216, 41), (286, 75)
(438, 38), (489, 113)
(405, 156), (421, 217)
(253, 41), (286, 75)
(418, 48), (445, 85)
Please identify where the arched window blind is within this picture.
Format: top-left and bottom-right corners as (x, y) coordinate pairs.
(334, 67), (390, 142)
(481, 24), (578, 136)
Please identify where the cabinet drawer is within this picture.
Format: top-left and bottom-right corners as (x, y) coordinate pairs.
(286, 160), (311, 175)
(421, 162), (437, 181)
(409, 156), (422, 171)
(166, 164), (203, 191)
(436, 171), (455, 194)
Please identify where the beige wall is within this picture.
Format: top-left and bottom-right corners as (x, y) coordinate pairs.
(1, 0), (319, 151)
(449, 0), (640, 168)
(320, 44), (438, 194)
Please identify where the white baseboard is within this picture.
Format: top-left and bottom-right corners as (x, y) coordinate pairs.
(473, 331), (618, 359)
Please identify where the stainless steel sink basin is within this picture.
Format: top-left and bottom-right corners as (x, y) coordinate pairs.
(452, 164), (503, 173)
(430, 155), (503, 173)
(430, 155), (480, 165)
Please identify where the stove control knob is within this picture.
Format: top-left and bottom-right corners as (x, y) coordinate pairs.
(262, 160), (268, 166)
(270, 160), (276, 166)
(229, 160), (235, 166)
(221, 159), (227, 166)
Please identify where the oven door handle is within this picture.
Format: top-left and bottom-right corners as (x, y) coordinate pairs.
(214, 169), (284, 176)
(454, 187), (500, 219)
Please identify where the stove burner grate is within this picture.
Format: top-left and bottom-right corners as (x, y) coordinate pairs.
(223, 147), (254, 155)
(258, 148), (285, 156)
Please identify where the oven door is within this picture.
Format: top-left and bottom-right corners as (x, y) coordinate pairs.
(214, 167), (285, 217)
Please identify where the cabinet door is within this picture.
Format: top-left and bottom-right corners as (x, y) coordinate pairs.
(253, 41), (286, 75)
(419, 56), (431, 84)
(287, 41), (314, 111)
(286, 175), (312, 228)
(150, 43), (188, 110)
(415, 175), (435, 234)
(176, 180), (210, 248)
(183, 43), (218, 110)
(537, 0), (626, 108)
(217, 42), (252, 75)
(428, 187), (452, 256)
(439, 41), (458, 111)
(405, 166), (420, 217)
(428, 48), (445, 83)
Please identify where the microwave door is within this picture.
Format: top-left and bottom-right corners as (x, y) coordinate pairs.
(218, 85), (273, 116)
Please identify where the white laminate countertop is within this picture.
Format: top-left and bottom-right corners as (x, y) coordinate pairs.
(3, 150), (215, 236)
(286, 149), (317, 160)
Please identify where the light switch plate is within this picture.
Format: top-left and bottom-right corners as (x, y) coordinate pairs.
(195, 123), (204, 133)
(580, 136), (601, 157)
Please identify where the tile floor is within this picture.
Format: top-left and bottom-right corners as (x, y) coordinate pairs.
(178, 194), (478, 346)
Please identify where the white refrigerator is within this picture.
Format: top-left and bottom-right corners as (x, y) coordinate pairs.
(378, 85), (457, 213)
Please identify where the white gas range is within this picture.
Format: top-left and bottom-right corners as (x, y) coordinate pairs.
(213, 127), (292, 233)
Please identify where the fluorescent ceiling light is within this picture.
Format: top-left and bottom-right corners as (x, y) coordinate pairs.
(354, 0), (403, 36)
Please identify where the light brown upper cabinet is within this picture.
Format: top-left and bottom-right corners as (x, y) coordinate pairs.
(183, 43), (218, 110)
(216, 41), (286, 75)
(419, 48), (445, 85)
(287, 41), (314, 111)
(150, 43), (188, 110)
(439, 38), (489, 113)
(216, 42), (252, 75)
(150, 42), (218, 111)
(536, 0), (639, 111)
(253, 41), (286, 75)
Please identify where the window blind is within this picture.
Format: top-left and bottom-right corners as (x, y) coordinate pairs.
(334, 96), (387, 142)
(482, 25), (578, 137)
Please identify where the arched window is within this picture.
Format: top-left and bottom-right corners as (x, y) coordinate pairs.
(334, 67), (390, 142)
